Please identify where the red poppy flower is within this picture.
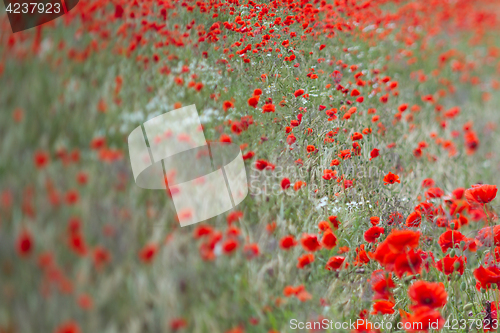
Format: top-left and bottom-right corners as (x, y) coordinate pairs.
(306, 145), (316, 152)
(484, 247), (500, 266)
(438, 230), (476, 252)
(464, 131), (479, 155)
(383, 172), (400, 185)
(170, 318), (188, 331)
(280, 235), (297, 250)
(371, 300), (395, 315)
(92, 246), (111, 269)
(338, 149), (351, 159)
(425, 187), (444, 199)
(266, 222), (276, 234)
(243, 243), (260, 259)
(370, 216), (380, 226)
(77, 293), (93, 311)
(338, 246), (350, 254)
(385, 229), (420, 253)
(483, 302), (498, 331)
(193, 224), (213, 238)
(369, 148), (380, 160)
(262, 104), (275, 113)
(223, 100), (234, 112)
(330, 159), (340, 166)
(248, 96), (259, 108)
(90, 137), (106, 150)
(351, 89), (360, 96)
(474, 265), (500, 289)
(370, 270), (395, 300)
(325, 256), (348, 271)
(322, 169), (337, 180)
(465, 184), (497, 205)
(300, 234), (321, 252)
(283, 284), (305, 297)
(415, 202), (437, 220)
(139, 243), (158, 263)
(380, 94), (389, 103)
(281, 177), (291, 190)
(393, 250), (423, 278)
(283, 285), (311, 302)
(230, 123), (242, 135)
(351, 132), (363, 140)
(227, 211), (243, 225)
(436, 254), (466, 275)
(406, 211), (422, 227)
(65, 190), (79, 205)
(318, 220), (331, 232)
(55, 321), (81, 333)
(293, 181), (306, 191)
(34, 151), (50, 169)
(220, 134), (232, 143)
(69, 232), (87, 256)
(369, 243), (395, 267)
(12, 107), (24, 122)
(76, 172), (88, 185)
(294, 89), (304, 97)
(364, 226), (384, 243)
(476, 226), (500, 247)
(328, 216), (341, 229)
(286, 133), (296, 145)
(354, 244), (370, 266)
(321, 230), (337, 249)
(297, 253), (314, 269)
(222, 238), (239, 254)
(402, 306), (444, 332)
(242, 151), (255, 160)
(255, 159), (272, 171)
(16, 229), (33, 257)
(408, 281), (448, 309)
(421, 178), (435, 188)
(452, 187), (465, 199)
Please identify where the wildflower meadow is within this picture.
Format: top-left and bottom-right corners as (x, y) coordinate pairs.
(2, 0), (500, 332)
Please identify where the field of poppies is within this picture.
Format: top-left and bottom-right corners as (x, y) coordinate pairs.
(3, 0), (500, 332)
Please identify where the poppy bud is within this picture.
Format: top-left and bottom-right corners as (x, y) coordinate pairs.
(449, 222), (455, 229)
(481, 288), (487, 293)
(404, 275), (415, 283)
(460, 240), (466, 249)
(463, 303), (473, 311)
(493, 284), (498, 289)
(454, 261), (461, 270)
(460, 282), (467, 292)
(450, 249), (456, 257)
